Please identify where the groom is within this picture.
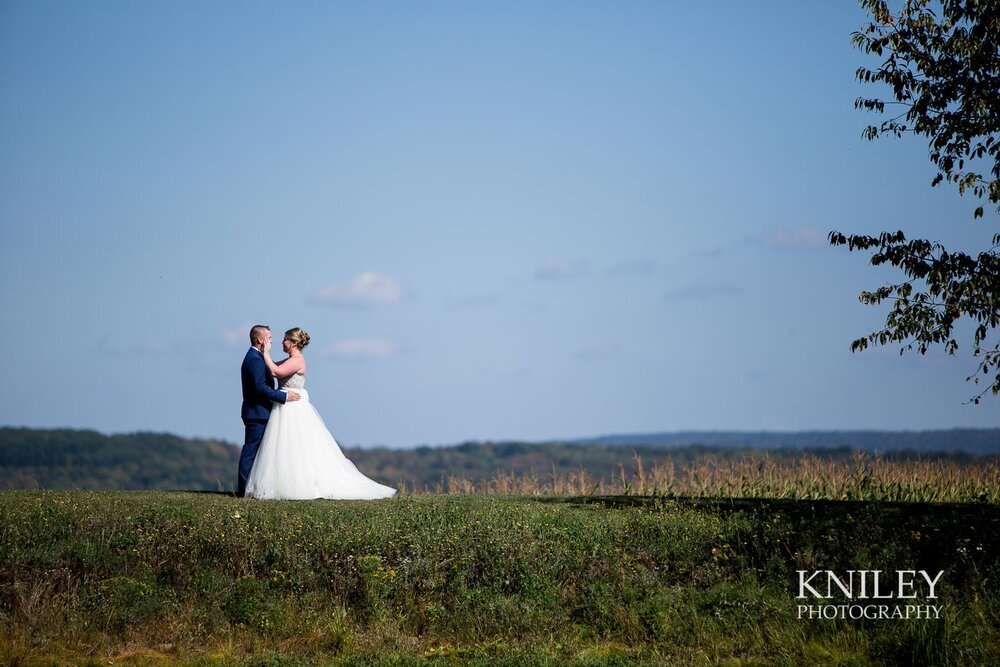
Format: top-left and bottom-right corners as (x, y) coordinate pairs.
(238, 324), (300, 497)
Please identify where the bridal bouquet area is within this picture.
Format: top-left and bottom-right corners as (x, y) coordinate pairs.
(1, 487), (997, 666)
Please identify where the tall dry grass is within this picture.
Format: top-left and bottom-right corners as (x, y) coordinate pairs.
(401, 451), (1000, 503)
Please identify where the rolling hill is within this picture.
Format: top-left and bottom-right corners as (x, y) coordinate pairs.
(1, 426), (998, 491)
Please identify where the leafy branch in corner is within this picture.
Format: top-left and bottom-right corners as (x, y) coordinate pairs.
(832, 0), (1000, 401)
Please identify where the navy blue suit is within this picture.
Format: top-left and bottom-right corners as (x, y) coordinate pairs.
(238, 347), (287, 496)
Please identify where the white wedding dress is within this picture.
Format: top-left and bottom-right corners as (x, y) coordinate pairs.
(245, 371), (396, 500)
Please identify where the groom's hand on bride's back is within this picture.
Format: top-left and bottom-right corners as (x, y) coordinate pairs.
(287, 391), (301, 402)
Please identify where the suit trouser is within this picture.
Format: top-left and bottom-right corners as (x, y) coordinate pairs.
(238, 418), (268, 497)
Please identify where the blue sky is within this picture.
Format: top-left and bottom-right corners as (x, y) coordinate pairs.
(1, 1), (996, 447)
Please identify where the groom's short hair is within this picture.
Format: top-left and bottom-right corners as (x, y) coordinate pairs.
(249, 325), (270, 346)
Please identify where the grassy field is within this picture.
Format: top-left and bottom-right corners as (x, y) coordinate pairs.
(1, 490), (998, 666)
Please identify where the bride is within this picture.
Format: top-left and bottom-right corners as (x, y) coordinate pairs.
(244, 327), (397, 500)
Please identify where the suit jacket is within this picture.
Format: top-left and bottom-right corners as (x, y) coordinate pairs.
(241, 347), (287, 422)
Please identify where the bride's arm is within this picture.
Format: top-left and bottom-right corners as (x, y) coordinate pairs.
(264, 351), (304, 378)
(262, 350), (280, 375)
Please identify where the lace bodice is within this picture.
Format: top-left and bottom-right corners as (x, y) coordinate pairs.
(279, 372), (305, 391)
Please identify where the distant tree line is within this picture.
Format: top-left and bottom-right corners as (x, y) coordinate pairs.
(1, 427), (996, 492)
(566, 429), (1000, 454)
(0, 428), (237, 491)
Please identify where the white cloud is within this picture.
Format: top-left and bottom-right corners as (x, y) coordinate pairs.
(444, 293), (500, 309)
(96, 336), (192, 358)
(663, 282), (743, 301)
(220, 323), (255, 349)
(607, 258), (657, 277)
(574, 343), (621, 361)
(313, 272), (404, 306)
(691, 226), (831, 258)
(754, 226), (829, 251)
(534, 258), (590, 281)
(322, 337), (399, 360)
(517, 298), (547, 313)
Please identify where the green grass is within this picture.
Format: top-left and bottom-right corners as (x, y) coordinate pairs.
(0, 491), (997, 665)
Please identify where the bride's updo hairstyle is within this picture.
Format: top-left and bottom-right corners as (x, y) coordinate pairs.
(284, 327), (310, 350)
